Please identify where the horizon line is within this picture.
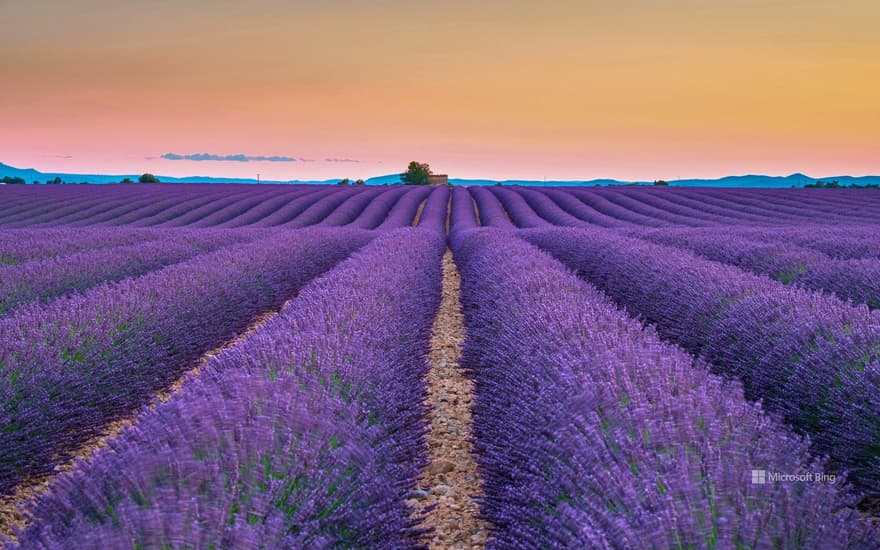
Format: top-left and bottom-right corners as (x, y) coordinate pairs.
(2, 161), (879, 185)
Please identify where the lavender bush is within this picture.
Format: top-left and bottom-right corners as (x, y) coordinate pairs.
(449, 186), (478, 232)
(0, 229), (263, 314)
(523, 227), (880, 491)
(0, 228), (167, 265)
(251, 187), (335, 227)
(631, 227), (880, 308)
(416, 186), (451, 234)
(350, 186), (409, 229)
(376, 186), (433, 229)
(68, 195), (189, 227)
(566, 189), (668, 226)
(12, 229), (443, 549)
(697, 225), (880, 261)
(129, 191), (252, 227)
(216, 187), (321, 227)
(0, 229), (373, 493)
(316, 188), (383, 227)
(281, 188), (357, 227)
(82, 193), (223, 227)
(469, 187), (515, 229)
(488, 187), (550, 228)
(189, 190), (280, 227)
(538, 188), (627, 227)
(453, 228), (877, 548)
(512, 187), (589, 227)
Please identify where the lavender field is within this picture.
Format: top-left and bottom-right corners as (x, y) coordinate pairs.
(1, 184), (879, 548)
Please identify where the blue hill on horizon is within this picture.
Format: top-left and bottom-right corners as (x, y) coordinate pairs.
(2, 162), (879, 188)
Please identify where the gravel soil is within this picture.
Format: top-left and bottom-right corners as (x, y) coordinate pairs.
(412, 250), (489, 549)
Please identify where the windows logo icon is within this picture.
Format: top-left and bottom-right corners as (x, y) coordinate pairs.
(751, 470), (767, 484)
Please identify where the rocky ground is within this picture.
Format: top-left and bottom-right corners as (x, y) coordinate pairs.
(412, 250), (489, 549)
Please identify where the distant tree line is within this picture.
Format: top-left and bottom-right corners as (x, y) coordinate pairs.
(804, 180), (878, 189)
(6, 176), (98, 185)
(336, 178), (365, 186)
(1, 174), (163, 185)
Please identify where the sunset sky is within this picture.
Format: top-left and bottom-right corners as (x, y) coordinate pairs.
(2, 0), (879, 181)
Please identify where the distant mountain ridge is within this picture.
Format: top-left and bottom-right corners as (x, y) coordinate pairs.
(2, 162), (879, 188)
(449, 173), (880, 188)
(0, 162), (341, 185)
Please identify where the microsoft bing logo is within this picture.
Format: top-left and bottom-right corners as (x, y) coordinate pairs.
(751, 470), (766, 484)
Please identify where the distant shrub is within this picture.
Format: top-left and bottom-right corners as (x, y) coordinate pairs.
(138, 173), (160, 183)
(806, 180), (840, 188)
(653, 179), (669, 186)
(120, 178), (134, 184)
(354, 179), (365, 185)
(401, 161), (431, 185)
(806, 180), (878, 189)
(336, 178), (351, 185)
(1, 176), (26, 184)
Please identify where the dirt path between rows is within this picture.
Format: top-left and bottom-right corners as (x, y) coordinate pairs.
(412, 250), (489, 549)
(412, 196), (428, 227)
(0, 303), (290, 542)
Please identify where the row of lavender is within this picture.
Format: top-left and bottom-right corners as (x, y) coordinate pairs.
(2, 224), (878, 546)
(628, 225), (880, 261)
(0, 186), (437, 230)
(5, 183), (880, 228)
(0, 186), (447, 319)
(0, 229), (273, 315)
(458, 192), (880, 544)
(451, 228), (876, 547)
(0, 186), (438, 230)
(628, 227), (880, 309)
(477, 185), (880, 230)
(2, 186), (878, 546)
(414, 184), (867, 228)
(9, 229), (444, 548)
(0, 229), (373, 493)
(12, 225), (876, 548)
(6, 188), (875, 293)
(469, 187), (880, 314)
(0, 193), (448, 341)
(0, 228), (179, 265)
(521, 227), (880, 493)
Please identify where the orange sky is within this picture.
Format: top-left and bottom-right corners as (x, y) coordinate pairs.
(2, 0), (879, 181)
